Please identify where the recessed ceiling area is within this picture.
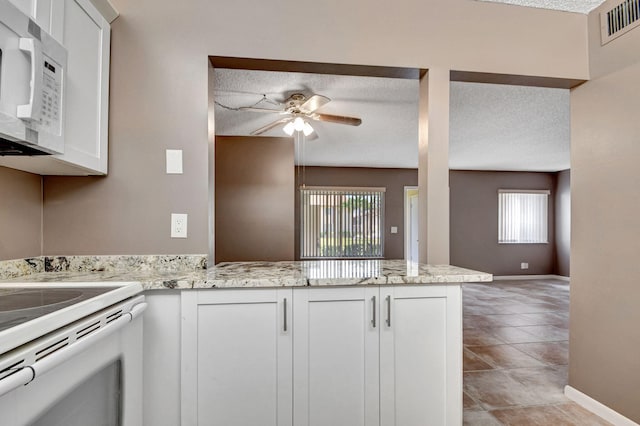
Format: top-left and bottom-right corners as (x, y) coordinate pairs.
(213, 69), (419, 168)
(450, 82), (570, 172)
(476, 0), (606, 13)
(213, 69), (570, 171)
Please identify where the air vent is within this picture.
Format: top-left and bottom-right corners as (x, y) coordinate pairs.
(76, 320), (101, 339)
(0, 359), (25, 380)
(35, 337), (69, 361)
(601, 0), (640, 45)
(106, 310), (123, 324)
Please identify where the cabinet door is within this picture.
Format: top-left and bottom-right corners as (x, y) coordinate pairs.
(293, 287), (379, 426)
(379, 285), (462, 426)
(51, 0), (109, 174)
(181, 289), (293, 426)
(7, 0), (33, 17)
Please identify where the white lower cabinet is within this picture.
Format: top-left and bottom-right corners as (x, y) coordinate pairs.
(181, 285), (461, 426)
(293, 287), (380, 426)
(379, 285), (462, 426)
(181, 289), (293, 426)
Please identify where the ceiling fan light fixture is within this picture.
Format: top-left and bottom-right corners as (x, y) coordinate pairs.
(293, 117), (305, 131)
(283, 121), (295, 136)
(302, 122), (314, 136)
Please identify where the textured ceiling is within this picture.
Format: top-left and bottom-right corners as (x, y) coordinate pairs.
(213, 69), (570, 171)
(476, 0), (606, 13)
(213, 69), (419, 168)
(449, 82), (570, 171)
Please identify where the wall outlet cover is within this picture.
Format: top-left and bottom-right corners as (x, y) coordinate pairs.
(391, 226), (398, 234)
(171, 213), (188, 238)
(166, 149), (183, 174)
(520, 262), (529, 270)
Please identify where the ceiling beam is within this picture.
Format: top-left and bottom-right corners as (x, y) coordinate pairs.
(450, 70), (586, 89)
(209, 56), (421, 80)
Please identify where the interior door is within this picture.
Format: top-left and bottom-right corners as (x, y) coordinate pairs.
(293, 287), (379, 426)
(409, 194), (419, 262)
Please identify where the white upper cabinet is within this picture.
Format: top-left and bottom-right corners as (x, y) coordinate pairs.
(0, 0), (112, 175)
(51, 0), (110, 174)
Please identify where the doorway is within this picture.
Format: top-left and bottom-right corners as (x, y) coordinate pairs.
(404, 186), (419, 262)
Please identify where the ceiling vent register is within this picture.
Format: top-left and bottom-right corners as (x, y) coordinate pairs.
(601, 0), (640, 45)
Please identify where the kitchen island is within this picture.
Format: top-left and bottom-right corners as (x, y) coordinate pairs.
(0, 255), (491, 426)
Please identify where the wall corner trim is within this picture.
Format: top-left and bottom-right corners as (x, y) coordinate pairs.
(564, 385), (639, 426)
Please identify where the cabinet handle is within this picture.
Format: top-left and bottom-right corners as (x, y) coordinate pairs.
(386, 295), (391, 327)
(371, 296), (376, 328)
(283, 298), (288, 332)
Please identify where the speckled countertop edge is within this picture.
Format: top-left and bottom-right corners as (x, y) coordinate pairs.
(0, 257), (493, 290)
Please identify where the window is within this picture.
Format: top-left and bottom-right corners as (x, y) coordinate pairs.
(300, 187), (385, 259)
(498, 190), (549, 244)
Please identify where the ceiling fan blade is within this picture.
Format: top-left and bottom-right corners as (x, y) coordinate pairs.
(304, 131), (319, 141)
(250, 118), (291, 135)
(300, 94), (331, 113)
(311, 113), (362, 126)
(239, 107), (285, 114)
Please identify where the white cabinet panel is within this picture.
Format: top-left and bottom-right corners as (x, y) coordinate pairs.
(293, 287), (379, 426)
(0, 0), (110, 175)
(7, 0), (32, 16)
(182, 289), (293, 426)
(54, 0), (109, 173)
(380, 285), (462, 426)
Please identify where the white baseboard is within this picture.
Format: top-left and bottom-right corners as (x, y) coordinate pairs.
(493, 274), (570, 281)
(565, 385), (639, 426)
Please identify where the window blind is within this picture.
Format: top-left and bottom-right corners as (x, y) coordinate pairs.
(300, 187), (385, 259)
(498, 190), (549, 244)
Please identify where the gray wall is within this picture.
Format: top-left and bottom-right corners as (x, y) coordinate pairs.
(568, 2), (640, 418)
(0, 167), (42, 260)
(215, 136), (294, 263)
(450, 170), (557, 276)
(294, 167), (417, 260)
(555, 169), (570, 277)
(32, 0), (587, 257)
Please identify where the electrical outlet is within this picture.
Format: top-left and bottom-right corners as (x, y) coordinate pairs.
(171, 213), (188, 238)
(520, 262), (529, 270)
(390, 226), (398, 234)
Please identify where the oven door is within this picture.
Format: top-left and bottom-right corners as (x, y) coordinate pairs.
(0, 297), (144, 426)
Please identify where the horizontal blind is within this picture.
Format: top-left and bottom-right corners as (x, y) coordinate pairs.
(498, 190), (549, 244)
(300, 187), (385, 259)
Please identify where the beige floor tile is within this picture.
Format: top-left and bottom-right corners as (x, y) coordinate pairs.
(464, 348), (495, 371)
(463, 410), (503, 425)
(464, 327), (506, 347)
(464, 370), (541, 410)
(512, 342), (569, 365)
(490, 405), (576, 425)
(556, 402), (613, 425)
(467, 345), (545, 369)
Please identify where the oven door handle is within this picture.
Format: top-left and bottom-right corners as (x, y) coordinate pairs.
(0, 302), (147, 398)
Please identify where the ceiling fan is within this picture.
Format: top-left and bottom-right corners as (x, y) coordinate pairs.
(239, 93), (362, 137)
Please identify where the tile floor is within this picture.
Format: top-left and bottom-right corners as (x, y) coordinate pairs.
(462, 279), (611, 425)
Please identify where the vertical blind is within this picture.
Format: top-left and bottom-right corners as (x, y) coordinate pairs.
(300, 187), (385, 259)
(498, 190), (549, 244)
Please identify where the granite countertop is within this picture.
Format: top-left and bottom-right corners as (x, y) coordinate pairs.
(0, 256), (492, 290)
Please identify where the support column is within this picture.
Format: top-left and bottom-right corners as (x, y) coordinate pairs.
(418, 68), (450, 264)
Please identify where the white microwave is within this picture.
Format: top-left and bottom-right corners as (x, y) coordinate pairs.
(0, 0), (67, 156)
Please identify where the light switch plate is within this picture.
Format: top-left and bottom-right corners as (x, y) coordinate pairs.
(166, 149), (183, 174)
(171, 213), (188, 238)
(391, 226), (398, 234)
